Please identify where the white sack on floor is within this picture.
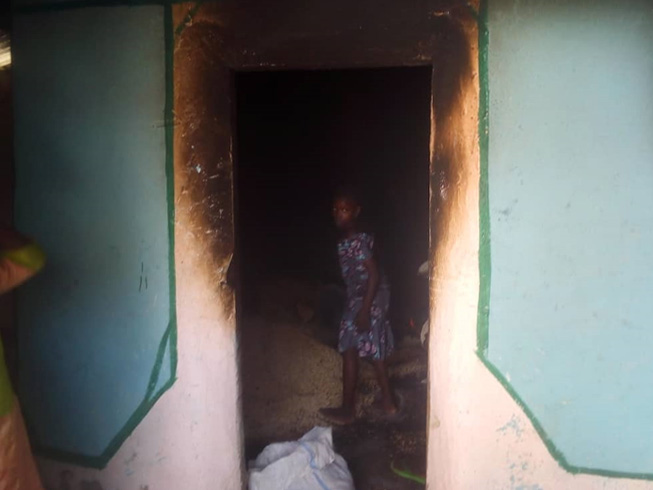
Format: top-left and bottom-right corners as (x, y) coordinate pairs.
(248, 426), (355, 490)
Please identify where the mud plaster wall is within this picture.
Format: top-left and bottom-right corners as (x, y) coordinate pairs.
(33, 1), (481, 487)
(485, 0), (653, 478)
(20, 4), (243, 487)
(13, 1), (653, 489)
(428, 1), (653, 489)
(170, 2), (480, 489)
(13, 6), (176, 469)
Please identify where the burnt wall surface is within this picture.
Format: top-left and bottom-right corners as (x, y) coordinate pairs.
(172, 4), (478, 487)
(9, 1), (480, 487)
(173, 0), (479, 293)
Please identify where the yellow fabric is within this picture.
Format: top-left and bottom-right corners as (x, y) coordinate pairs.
(0, 244), (45, 273)
(0, 339), (13, 417)
(0, 243), (45, 296)
(0, 399), (44, 490)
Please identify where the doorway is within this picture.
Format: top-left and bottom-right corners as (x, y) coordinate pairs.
(235, 67), (432, 487)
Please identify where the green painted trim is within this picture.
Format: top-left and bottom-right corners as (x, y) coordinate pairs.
(143, 325), (172, 401)
(391, 462), (426, 485)
(32, 325), (176, 469)
(476, 0), (490, 355)
(14, 0), (176, 15)
(476, 353), (653, 481)
(29, 5), (178, 469)
(163, 0), (179, 405)
(174, 0), (203, 36)
(13, 0), (224, 15)
(475, 1), (653, 481)
(14, 0), (165, 15)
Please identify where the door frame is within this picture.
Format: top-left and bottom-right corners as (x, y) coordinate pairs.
(171, 1), (481, 483)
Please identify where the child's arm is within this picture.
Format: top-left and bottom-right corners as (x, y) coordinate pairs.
(355, 257), (380, 331)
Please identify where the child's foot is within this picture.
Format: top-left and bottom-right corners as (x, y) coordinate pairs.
(372, 392), (404, 420)
(318, 407), (355, 425)
(381, 398), (399, 415)
(374, 396), (399, 415)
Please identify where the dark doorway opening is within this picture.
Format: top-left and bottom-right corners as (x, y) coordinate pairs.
(235, 66), (431, 488)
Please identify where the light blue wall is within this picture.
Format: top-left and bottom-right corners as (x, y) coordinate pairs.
(13, 6), (174, 466)
(487, 0), (653, 476)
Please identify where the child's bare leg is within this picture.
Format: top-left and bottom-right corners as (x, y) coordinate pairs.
(319, 348), (358, 424)
(342, 348), (358, 412)
(373, 360), (398, 414)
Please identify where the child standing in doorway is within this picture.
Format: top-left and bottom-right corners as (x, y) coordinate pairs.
(319, 188), (398, 425)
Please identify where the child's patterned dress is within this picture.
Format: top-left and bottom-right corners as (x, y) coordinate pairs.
(337, 232), (394, 360)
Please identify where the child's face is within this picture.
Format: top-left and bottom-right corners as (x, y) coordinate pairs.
(333, 197), (360, 230)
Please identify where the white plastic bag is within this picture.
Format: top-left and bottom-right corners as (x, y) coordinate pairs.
(248, 426), (355, 490)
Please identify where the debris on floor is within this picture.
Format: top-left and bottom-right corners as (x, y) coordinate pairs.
(242, 276), (428, 489)
(248, 426), (355, 490)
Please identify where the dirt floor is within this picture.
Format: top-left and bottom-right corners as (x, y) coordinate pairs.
(241, 277), (428, 489)
(333, 372), (427, 490)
